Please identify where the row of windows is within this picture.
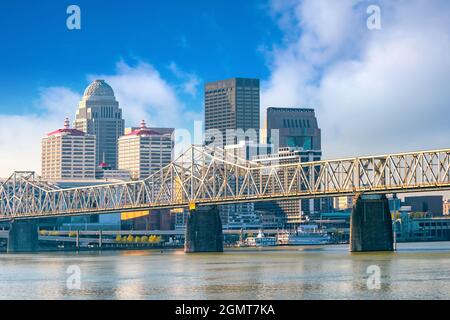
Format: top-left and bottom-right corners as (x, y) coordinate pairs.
(283, 118), (311, 129)
(419, 222), (450, 227)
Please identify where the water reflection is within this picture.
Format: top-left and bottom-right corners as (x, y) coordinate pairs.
(0, 242), (450, 300)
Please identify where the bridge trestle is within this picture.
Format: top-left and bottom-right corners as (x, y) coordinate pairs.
(185, 205), (223, 253)
(350, 194), (394, 252)
(7, 220), (39, 253)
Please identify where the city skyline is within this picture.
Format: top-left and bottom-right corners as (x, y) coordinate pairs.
(1, 1), (450, 303)
(0, 0), (449, 178)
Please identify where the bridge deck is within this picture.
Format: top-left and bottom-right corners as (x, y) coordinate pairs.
(1, 146), (449, 220)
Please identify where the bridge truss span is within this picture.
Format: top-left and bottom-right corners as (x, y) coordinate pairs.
(1, 146), (449, 220)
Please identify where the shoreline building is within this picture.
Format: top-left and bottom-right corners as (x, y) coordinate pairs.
(41, 118), (96, 181)
(403, 195), (444, 216)
(204, 78), (261, 229)
(204, 78), (260, 146)
(118, 120), (174, 180)
(74, 79), (124, 169)
(257, 107), (323, 224)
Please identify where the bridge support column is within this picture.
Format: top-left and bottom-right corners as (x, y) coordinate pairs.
(185, 205), (223, 253)
(7, 220), (38, 253)
(350, 194), (394, 252)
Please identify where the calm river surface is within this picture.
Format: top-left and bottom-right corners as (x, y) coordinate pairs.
(1, 242), (450, 300)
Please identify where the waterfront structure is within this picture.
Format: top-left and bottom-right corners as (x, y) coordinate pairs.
(124, 209), (174, 231)
(41, 118), (96, 180)
(204, 78), (260, 146)
(173, 208), (189, 230)
(219, 203), (262, 230)
(74, 79), (125, 169)
(404, 195), (444, 216)
(395, 206), (450, 242)
(118, 120), (174, 180)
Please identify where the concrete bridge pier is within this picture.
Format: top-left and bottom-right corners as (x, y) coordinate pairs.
(7, 220), (39, 253)
(185, 205), (223, 253)
(350, 194), (394, 252)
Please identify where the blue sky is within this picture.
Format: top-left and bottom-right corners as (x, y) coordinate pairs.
(0, 0), (277, 116)
(0, 0), (449, 177)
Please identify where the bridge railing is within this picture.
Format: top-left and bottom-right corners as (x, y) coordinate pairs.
(1, 147), (449, 219)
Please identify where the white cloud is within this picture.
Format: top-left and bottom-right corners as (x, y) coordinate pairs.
(90, 60), (199, 128)
(262, 0), (450, 158)
(0, 61), (203, 177)
(167, 61), (201, 97)
(0, 87), (80, 177)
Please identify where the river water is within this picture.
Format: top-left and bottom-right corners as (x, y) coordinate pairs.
(1, 242), (450, 300)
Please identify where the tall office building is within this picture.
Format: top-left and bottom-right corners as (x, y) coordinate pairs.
(265, 107), (321, 150)
(41, 118), (96, 180)
(253, 148), (314, 225)
(74, 79), (124, 169)
(258, 107), (323, 223)
(204, 78), (260, 228)
(118, 120), (174, 180)
(204, 78), (260, 146)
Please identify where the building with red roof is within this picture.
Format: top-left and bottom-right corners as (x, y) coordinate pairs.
(41, 118), (96, 180)
(118, 120), (174, 180)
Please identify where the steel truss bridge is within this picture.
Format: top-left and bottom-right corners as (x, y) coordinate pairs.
(1, 146), (449, 221)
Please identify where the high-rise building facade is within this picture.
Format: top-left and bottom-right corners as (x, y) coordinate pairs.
(404, 195), (444, 216)
(74, 79), (124, 169)
(252, 148), (314, 225)
(265, 107), (321, 150)
(259, 107), (324, 223)
(118, 120), (174, 180)
(204, 78), (260, 146)
(41, 118), (96, 180)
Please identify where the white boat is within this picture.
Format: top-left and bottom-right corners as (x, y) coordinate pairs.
(277, 225), (332, 245)
(244, 230), (277, 247)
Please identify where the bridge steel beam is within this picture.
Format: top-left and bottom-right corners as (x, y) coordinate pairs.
(1, 147), (449, 220)
(185, 205), (223, 253)
(7, 220), (38, 253)
(350, 194), (394, 252)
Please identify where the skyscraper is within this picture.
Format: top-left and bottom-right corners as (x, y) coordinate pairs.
(204, 78), (260, 146)
(257, 107), (323, 223)
(204, 78), (261, 229)
(74, 79), (124, 169)
(118, 120), (174, 180)
(265, 107), (321, 151)
(41, 118), (96, 180)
